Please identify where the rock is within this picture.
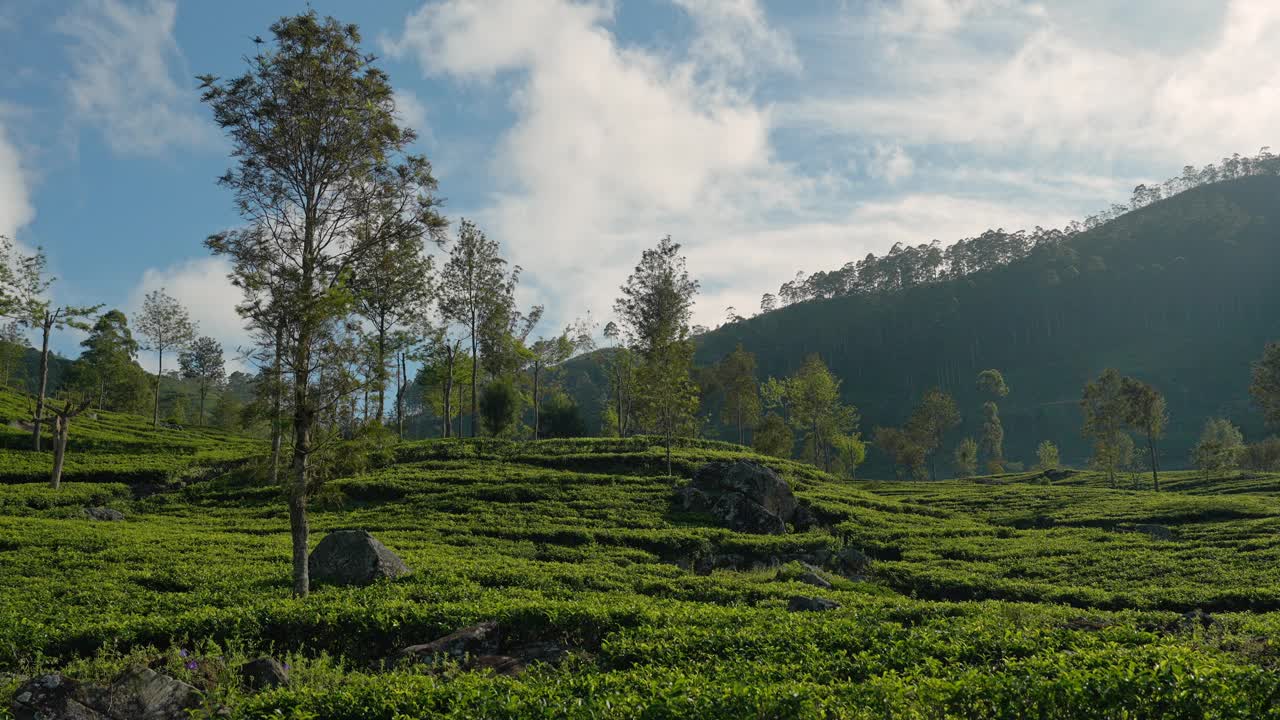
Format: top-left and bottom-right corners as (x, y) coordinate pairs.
(1133, 524), (1173, 541)
(82, 507), (125, 522)
(239, 657), (288, 691)
(11, 668), (199, 720)
(468, 655), (525, 676)
(308, 530), (410, 587)
(788, 596), (840, 612)
(681, 461), (800, 535)
(795, 563), (832, 589)
(396, 621), (501, 665)
(792, 505), (822, 532)
(100, 667), (200, 720)
(11, 674), (107, 720)
(836, 546), (871, 576)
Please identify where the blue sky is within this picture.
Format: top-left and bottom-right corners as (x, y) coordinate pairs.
(0, 0), (1276, 369)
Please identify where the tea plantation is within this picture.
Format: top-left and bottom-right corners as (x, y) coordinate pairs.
(5, 401), (1280, 718)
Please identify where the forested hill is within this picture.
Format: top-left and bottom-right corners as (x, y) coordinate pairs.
(567, 173), (1280, 472)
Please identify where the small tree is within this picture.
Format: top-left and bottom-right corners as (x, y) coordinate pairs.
(714, 344), (761, 446)
(0, 320), (26, 388)
(540, 391), (585, 439)
(479, 378), (519, 436)
(976, 369), (1009, 473)
(1082, 368), (1131, 487)
(602, 322), (636, 438)
(1250, 342), (1280, 429)
(831, 433), (867, 478)
(528, 319), (593, 440)
(752, 413), (793, 458)
(40, 393), (93, 489)
(179, 336), (226, 425)
(953, 437), (978, 478)
(136, 289), (196, 427)
(1192, 417), (1244, 478)
(907, 387), (961, 480)
(1036, 440), (1061, 470)
(70, 310), (146, 411)
(875, 425), (926, 480)
(1121, 377), (1167, 491)
(0, 238), (100, 449)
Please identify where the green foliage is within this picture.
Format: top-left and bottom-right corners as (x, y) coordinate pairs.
(907, 387), (960, 480)
(874, 425), (925, 480)
(712, 344), (760, 445)
(976, 369), (1009, 398)
(539, 391), (585, 439)
(1241, 436), (1280, 472)
(1036, 440), (1061, 470)
(1082, 369), (1131, 486)
(479, 379), (520, 437)
(953, 437), (978, 478)
(1251, 341), (1280, 429)
(764, 354), (858, 472)
(752, 413), (792, 458)
(1192, 418), (1244, 476)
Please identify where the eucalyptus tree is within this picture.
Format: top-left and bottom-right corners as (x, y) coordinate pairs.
(907, 387), (960, 480)
(0, 237), (100, 449)
(137, 289), (196, 427)
(527, 318), (594, 440)
(199, 12), (445, 596)
(1120, 377), (1167, 491)
(714, 344), (760, 446)
(439, 219), (517, 438)
(179, 336), (226, 425)
(1081, 368), (1132, 488)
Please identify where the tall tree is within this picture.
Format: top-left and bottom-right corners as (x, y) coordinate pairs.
(907, 387), (961, 480)
(179, 336), (226, 425)
(953, 437), (979, 478)
(1081, 368), (1132, 487)
(1120, 377), (1167, 491)
(1251, 342), (1280, 430)
(528, 319), (593, 441)
(70, 310), (145, 411)
(350, 224), (440, 425)
(602, 321), (636, 438)
(1192, 417), (1243, 478)
(976, 369), (1009, 473)
(439, 219), (516, 438)
(0, 238), (101, 449)
(714, 344), (761, 446)
(613, 236), (700, 475)
(874, 425), (926, 480)
(200, 12), (443, 596)
(136, 289), (196, 427)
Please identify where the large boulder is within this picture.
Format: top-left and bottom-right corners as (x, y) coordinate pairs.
(11, 668), (200, 720)
(82, 507), (125, 522)
(308, 530), (410, 587)
(239, 657), (288, 691)
(396, 621), (501, 665)
(678, 461), (808, 535)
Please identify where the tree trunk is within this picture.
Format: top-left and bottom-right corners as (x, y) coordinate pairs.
(34, 318), (51, 450)
(152, 345), (164, 428)
(50, 415), (68, 489)
(457, 372), (464, 439)
(1149, 434), (1160, 491)
(396, 351), (406, 440)
(470, 317), (478, 438)
(198, 384), (207, 426)
(532, 362), (540, 441)
(376, 323), (387, 424)
(443, 349), (454, 439)
(270, 326), (283, 485)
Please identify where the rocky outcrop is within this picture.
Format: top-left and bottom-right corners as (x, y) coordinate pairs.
(788, 596), (840, 612)
(82, 507), (125, 521)
(308, 530), (410, 587)
(239, 657), (288, 690)
(11, 668), (200, 720)
(394, 621), (569, 677)
(677, 461), (815, 535)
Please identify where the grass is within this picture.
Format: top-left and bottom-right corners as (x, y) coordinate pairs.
(4, 399), (1280, 717)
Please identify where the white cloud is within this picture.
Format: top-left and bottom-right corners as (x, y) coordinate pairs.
(867, 144), (914, 185)
(387, 0), (805, 330)
(0, 123), (33, 240)
(128, 257), (250, 372)
(57, 0), (213, 156)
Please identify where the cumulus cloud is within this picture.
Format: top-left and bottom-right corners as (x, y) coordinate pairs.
(128, 257), (250, 372)
(0, 123), (32, 240)
(57, 0), (213, 156)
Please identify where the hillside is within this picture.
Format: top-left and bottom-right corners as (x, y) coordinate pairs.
(561, 174), (1280, 473)
(7, 402), (1280, 716)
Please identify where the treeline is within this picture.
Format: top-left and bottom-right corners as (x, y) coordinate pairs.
(763, 148), (1280, 312)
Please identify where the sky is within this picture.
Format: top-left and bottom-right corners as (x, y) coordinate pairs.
(1, 0), (1277, 370)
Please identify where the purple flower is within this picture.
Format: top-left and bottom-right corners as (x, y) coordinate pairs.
(179, 649), (189, 658)
(185, 660), (198, 671)
(283, 663), (291, 670)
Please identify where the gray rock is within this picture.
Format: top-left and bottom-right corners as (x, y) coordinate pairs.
(795, 563), (832, 589)
(82, 507), (125, 522)
(99, 667), (200, 720)
(682, 461), (800, 535)
(836, 546), (871, 576)
(308, 530), (410, 587)
(396, 621), (501, 665)
(467, 655), (525, 676)
(11, 675), (107, 720)
(239, 657), (288, 691)
(11, 668), (199, 720)
(788, 596), (841, 612)
(792, 504), (822, 532)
